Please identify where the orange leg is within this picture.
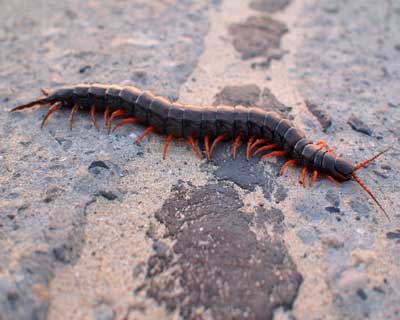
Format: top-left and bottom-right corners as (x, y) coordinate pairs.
(278, 159), (296, 176)
(261, 150), (287, 160)
(40, 102), (62, 129)
(315, 141), (327, 149)
(326, 175), (340, 187)
(134, 126), (155, 144)
(187, 136), (202, 160)
(69, 104), (79, 130)
(310, 170), (319, 186)
(103, 106), (110, 128)
(253, 144), (278, 157)
(204, 135), (211, 160)
(232, 135), (241, 160)
(209, 134), (225, 158)
(162, 134), (174, 160)
(249, 139), (269, 154)
(90, 105), (99, 129)
(301, 166), (308, 188)
(112, 118), (138, 132)
(107, 109), (125, 134)
(246, 136), (255, 160)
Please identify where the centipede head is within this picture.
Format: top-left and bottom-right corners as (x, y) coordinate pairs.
(350, 146), (393, 220)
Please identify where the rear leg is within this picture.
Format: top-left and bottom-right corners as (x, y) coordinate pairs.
(41, 102), (63, 128)
(187, 136), (202, 160)
(69, 104), (79, 130)
(107, 109), (125, 134)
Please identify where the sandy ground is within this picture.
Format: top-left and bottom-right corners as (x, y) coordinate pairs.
(1, 0), (399, 319)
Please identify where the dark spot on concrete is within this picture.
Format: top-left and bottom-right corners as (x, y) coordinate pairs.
(325, 206), (340, 213)
(79, 65), (91, 74)
(348, 115), (373, 136)
(250, 0), (292, 13)
(305, 100), (332, 132)
(88, 161), (110, 175)
(213, 84), (261, 106)
(394, 44), (400, 51)
(146, 182), (302, 320)
(386, 231), (400, 240)
(356, 289), (368, 301)
(388, 102), (398, 108)
(52, 243), (74, 264)
(229, 16), (288, 66)
(97, 190), (118, 201)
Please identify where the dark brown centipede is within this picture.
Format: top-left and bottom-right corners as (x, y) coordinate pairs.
(10, 83), (391, 219)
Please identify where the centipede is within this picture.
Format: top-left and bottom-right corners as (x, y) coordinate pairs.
(10, 83), (391, 219)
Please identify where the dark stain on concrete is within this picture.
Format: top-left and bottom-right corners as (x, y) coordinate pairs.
(213, 84), (261, 106)
(348, 114), (374, 136)
(229, 16), (288, 67)
(146, 182), (302, 320)
(305, 100), (332, 132)
(250, 0), (292, 13)
(209, 149), (276, 199)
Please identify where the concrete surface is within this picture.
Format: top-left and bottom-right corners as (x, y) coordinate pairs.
(0, 0), (399, 319)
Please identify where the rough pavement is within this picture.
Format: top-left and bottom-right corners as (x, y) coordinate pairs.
(1, 0), (399, 319)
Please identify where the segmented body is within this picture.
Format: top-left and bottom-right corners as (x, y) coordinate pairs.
(11, 83), (389, 218)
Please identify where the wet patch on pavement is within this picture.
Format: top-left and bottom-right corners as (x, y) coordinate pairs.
(229, 16), (288, 67)
(143, 182), (302, 320)
(305, 100), (332, 132)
